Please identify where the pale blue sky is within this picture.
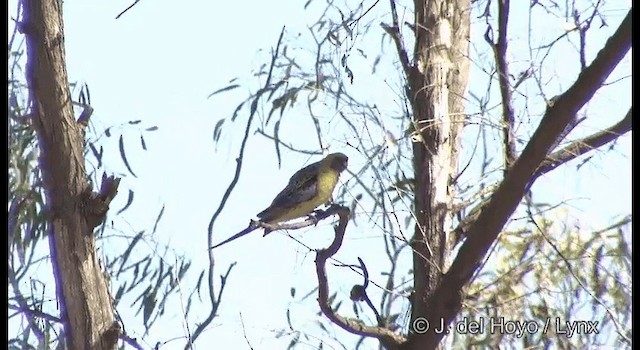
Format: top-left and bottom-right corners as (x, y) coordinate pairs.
(8, 0), (631, 349)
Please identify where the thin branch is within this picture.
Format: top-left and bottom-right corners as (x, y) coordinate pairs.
(349, 258), (383, 326)
(115, 0), (140, 19)
(574, 0), (604, 71)
(410, 10), (631, 348)
(315, 205), (405, 349)
(346, 0), (382, 28)
(255, 129), (323, 155)
(534, 108), (631, 179)
(239, 313), (255, 350)
(381, 1), (412, 80)
(190, 27), (286, 349)
(490, 0), (517, 172)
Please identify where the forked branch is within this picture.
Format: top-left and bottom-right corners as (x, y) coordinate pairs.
(315, 205), (406, 349)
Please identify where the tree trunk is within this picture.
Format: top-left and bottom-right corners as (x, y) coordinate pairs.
(407, 0), (470, 349)
(22, 1), (120, 349)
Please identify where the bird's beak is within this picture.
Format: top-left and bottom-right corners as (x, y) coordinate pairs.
(339, 158), (348, 172)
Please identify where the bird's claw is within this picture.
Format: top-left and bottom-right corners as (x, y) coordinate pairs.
(307, 211), (321, 226)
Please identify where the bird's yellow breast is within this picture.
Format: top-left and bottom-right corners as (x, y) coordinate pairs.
(269, 168), (340, 223)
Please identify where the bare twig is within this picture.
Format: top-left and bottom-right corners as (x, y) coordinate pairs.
(255, 129), (323, 155)
(574, 0), (604, 71)
(115, 0), (140, 19)
(346, 0), (382, 28)
(349, 257), (383, 326)
(314, 205), (405, 349)
(239, 313), (255, 350)
(381, 0), (412, 79)
(534, 108), (631, 179)
(487, 0), (517, 173)
(190, 27), (286, 349)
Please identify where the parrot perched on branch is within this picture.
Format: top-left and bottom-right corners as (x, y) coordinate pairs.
(210, 152), (349, 249)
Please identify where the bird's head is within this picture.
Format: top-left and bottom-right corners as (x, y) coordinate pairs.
(327, 152), (348, 173)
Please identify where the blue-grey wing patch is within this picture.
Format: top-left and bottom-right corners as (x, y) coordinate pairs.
(256, 161), (321, 221)
(273, 160), (321, 206)
(268, 179), (317, 210)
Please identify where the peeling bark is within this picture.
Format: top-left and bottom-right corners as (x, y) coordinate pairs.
(407, 1), (470, 349)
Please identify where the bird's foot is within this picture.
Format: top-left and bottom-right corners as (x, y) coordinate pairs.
(325, 197), (334, 206)
(307, 212), (321, 226)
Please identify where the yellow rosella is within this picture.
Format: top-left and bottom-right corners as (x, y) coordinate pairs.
(210, 152), (348, 249)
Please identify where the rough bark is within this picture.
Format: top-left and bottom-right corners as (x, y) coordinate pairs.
(22, 0), (120, 349)
(407, 0), (470, 349)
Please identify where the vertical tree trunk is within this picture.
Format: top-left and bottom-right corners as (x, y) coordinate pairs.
(408, 0), (470, 349)
(22, 1), (120, 349)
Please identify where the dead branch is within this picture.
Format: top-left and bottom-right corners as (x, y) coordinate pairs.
(115, 0), (141, 19)
(315, 205), (405, 349)
(489, 0), (517, 172)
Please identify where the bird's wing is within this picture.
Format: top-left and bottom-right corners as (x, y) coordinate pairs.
(257, 161), (321, 221)
(271, 161), (321, 208)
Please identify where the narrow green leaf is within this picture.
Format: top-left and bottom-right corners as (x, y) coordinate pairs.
(116, 189), (134, 215)
(207, 84), (240, 98)
(140, 135), (147, 150)
(119, 135), (137, 177)
(213, 118), (225, 143)
(274, 120), (282, 168)
(152, 205), (165, 234)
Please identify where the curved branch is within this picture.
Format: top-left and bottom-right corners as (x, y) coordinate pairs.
(315, 205), (405, 349)
(190, 27), (286, 349)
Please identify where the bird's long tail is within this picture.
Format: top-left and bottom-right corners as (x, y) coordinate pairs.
(210, 222), (259, 250)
